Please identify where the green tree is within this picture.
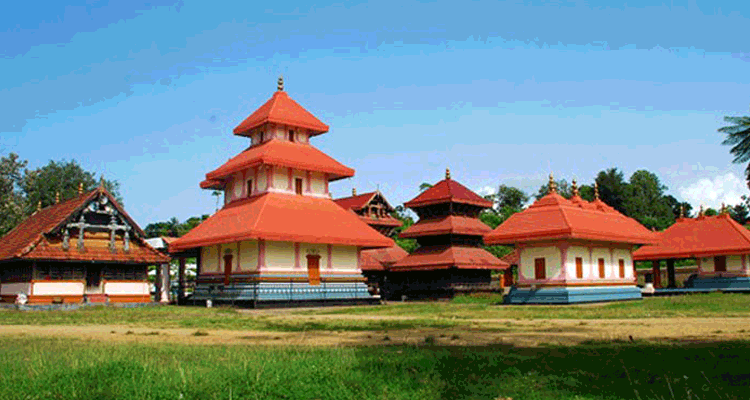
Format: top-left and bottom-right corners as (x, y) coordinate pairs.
(418, 182), (433, 192)
(623, 170), (674, 230)
(534, 179), (572, 200)
(578, 184), (596, 201)
(663, 195), (693, 219)
(594, 168), (629, 214)
(390, 205), (418, 253)
(719, 108), (750, 187)
(0, 153), (28, 236)
(495, 185), (529, 210)
(704, 208), (718, 217)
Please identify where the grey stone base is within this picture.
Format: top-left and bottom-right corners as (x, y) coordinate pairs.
(504, 286), (642, 304)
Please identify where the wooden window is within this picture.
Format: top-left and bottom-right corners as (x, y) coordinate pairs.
(534, 258), (546, 280)
(246, 180), (253, 197)
(288, 130), (295, 142)
(618, 259), (625, 278)
(598, 258), (606, 278)
(715, 256), (727, 272)
(575, 257), (583, 279)
(295, 178), (303, 195)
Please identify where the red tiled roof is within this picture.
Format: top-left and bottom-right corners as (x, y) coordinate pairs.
(169, 192), (394, 252)
(404, 178), (492, 208)
(400, 216), (491, 238)
(501, 249), (519, 265)
(334, 192), (378, 211)
(360, 215), (403, 228)
(485, 193), (656, 245)
(391, 245), (508, 271)
(0, 187), (168, 264)
(360, 246), (409, 271)
(633, 214), (750, 260)
(233, 90), (329, 136)
(204, 140), (354, 183)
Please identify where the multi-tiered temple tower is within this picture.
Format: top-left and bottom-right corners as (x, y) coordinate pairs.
(170, 78), (393, 304)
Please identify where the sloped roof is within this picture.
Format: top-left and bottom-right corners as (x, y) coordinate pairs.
(169, 192), (394, 252)
(391, 245), (508, 271)
(0, 187), (168, 264)
(400, 216), (491, 238)
(360, 246), (409, 271)
(501, 249), (520, 265)
(233, 90), (329, 136)
(404, 178), (492, 209)
(633, 214), (750, 260)
(202, 140), (354, 184)
(485, 192), (656, 245)
(334, 191), (378, 210)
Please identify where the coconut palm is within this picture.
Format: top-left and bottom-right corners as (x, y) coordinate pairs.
(720, 109), (750, 187)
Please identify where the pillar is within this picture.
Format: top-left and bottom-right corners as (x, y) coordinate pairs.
(667, 259), (676, 288)
(160, 262), (170, 303)
(154, 263), (162, 303)
(503, 267), (515, 287)
(652, 260), (661, 289)
(178, 256), (186, 303)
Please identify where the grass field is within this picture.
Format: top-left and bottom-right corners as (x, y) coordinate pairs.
(0, 293), (749, 332)
(0, 336), (747, 400)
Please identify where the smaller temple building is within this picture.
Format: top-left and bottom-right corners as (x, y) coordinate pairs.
(387, 169), (508, 299)
(0, 185), (169, 304)
(485, 176), (656, 304)
(633, 206), (750, 290)
(334, 189), (408, 295)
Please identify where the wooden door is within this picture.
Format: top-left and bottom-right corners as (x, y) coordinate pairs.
(223, 254), (233, 285)
(295, 178), (303, 195)
(598, 258), (605, 278)
(618, 259), (625, 278)
(714, 256), (727, 272)
(575, 257), (583, 279)
(306, 255), (321, 285)
(534, 258), (546, 280)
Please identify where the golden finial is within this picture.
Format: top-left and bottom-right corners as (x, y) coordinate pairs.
(594, 181), (600, 200)
(680, 204), (685, 218)
(699, 204), (704, 217)
(55, 191), (60, 204)
(721, 203), (726, 214)
(36, 201), (41, 212)
(446, 168), (451, 180)
(571, 178), (579, 197)
(277, 75), (284, 91)
(78, 182), (83, 195)
(352, 188), (357, 196)
(548, 173), (556, 193)
(99, 175), (105, 188)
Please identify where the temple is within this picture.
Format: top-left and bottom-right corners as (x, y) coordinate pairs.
(334, 189), (407, 295)
(633, 205), (750, 290)
(169, 77), (394, 304)
(386, 169), (508, 299)
(0, 184), (169, 304)
(485, 176), (656, 304)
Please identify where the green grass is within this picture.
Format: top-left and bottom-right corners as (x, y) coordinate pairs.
(0, 336), (747, 399)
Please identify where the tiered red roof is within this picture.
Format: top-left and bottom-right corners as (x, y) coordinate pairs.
(201, 140), (354, 189)
(391, 245), (506, 271)
(0, 187), (168, 264)
(500, 249), (520, 265)
(169, 192), (394, 251)
(633, 214), (750, 260)
(360, 246), (409, 271)
(233, 90), (329, 136)
(400, 215), (491, 238)
(485, 191), (657, 245)
(404, 178), (493, 208)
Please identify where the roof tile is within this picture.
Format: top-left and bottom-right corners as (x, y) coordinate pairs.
(233, 91), (329, 136)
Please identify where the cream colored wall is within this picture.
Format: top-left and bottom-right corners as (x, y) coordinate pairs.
(613, 248), (633, 278)
(1, 282), (31, 296)
(300, 243), (328, 269)
(520, 246), (561, 280)
(201, 246), (219, 273)
(565, 246), (590, 280)
(292, 169), (306, 192)
(265, 241), (295, 270)
(33, 281), (84, 296)
(238, 240), (258, 272)
(591, 248), (611, 278)
(273, 167), (289, 190)
(700, 256), (715, 272)
(233, 172), (243, 199)
(727, 255), (743, 271)
(331, 245), (358, 271)
(310, 172), (326, 195)
(104, 282), (149, 295)
(257, 167), (267, 190)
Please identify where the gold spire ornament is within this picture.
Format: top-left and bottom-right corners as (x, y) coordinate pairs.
(36, 201), (41, 212)
(78, 182), (83, 195)
(352, 188), (357, 196)
(699, 204), (704, 217)
(277, 75), (284, 91)
(446, 168), (451, 180)
(55, 191), (60, 204)
(721, 203), (727, 214)
(571, 178), (579, 197)
(594, 182), (600, 200)
(548, 173), (557, 193)
(680, 204), (685, 218)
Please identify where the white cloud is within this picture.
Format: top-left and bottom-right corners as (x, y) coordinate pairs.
(679, 172), (748, 210)
(476, 186), (495, 196)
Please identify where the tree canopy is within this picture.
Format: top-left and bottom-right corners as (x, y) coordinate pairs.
(719, 109), (750, 187)
(144, 215), (210, 238)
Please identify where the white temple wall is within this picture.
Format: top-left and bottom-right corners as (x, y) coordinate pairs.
(257, 167), (267, 190)
(565, 246), (590, 280)
(300, 243), (328, 269)
(273, 167), (290, 190)
(591, 248), (611, 278)
(238, 240), (259, 272)
(104, 282), (149, 295)
(520, 246), (560, 280)
(310, 172), (326, 195)
(331, 245), (358, 271)
(33, 281), (84, 296)
(613, 248), (633, 278)
(265, 241), (295, 270)
(201, 246), (219, 273)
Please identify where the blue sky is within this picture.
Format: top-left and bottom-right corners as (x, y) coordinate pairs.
(2, 0), (750, 226)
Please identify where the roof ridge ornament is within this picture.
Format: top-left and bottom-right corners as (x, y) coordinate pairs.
(352, 188), (357, 196)
(594, 181), (600, 200)
(55, 191), (60, 204)
(36, 200), (42, 212)
(277, 75), (284, 91)
(680, 203), (685, 218)
(721, 203), (727, 214)
(446, 168), (451, 180)
(78, 182), (84, 195)
(571, 178), (579, 197)
(548, 173), (556, 193)
(699, 204), (704, 217)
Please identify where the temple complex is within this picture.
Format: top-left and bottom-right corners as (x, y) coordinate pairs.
(386, 169), (508, 299)
(485, 176), (656, 304)
(0, 184), (169, 304)
(169, 78), (393, 304)
(334, 189), (408, 295)
(633, 205), (750, 290)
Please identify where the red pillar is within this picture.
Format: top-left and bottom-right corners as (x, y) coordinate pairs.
(652, 260), (661, 288)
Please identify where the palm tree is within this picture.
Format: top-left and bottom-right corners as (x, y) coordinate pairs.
(720, 109), (750, 188)
(418, 183), (433, 192)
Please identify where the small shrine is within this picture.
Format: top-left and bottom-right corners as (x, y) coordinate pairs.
(334, 189), (408, 295)
(387, 169), (508, 299)
(0, 184), (169, 304)
(633, 205), (750, 290)
(169, 78), (393, 304)
(485, 175), (656, 304)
